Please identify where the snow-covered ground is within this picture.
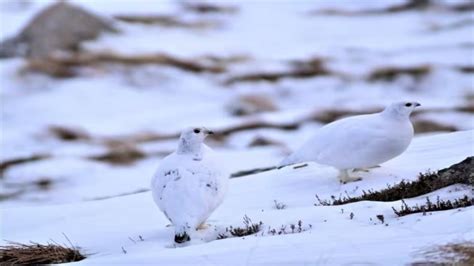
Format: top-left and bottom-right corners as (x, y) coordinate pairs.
(3, 130), (473, 265)
(1, 0), (473, 264)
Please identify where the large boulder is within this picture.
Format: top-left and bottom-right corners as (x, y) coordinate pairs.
(0, 1), (116, 59)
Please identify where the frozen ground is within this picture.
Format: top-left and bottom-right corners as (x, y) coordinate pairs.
(1, 0), (473, 264)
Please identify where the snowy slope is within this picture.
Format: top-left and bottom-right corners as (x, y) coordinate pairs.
(2, 131), (473, 265)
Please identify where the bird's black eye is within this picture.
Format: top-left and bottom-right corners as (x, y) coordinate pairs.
(405, 103), (412, 107)
(193, 128), (200, 134)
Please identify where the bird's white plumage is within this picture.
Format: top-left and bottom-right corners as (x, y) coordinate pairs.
(280, 102), (420, 182)
(151, 127), (228, 243)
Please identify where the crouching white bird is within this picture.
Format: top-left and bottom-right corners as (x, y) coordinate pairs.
(151, 127), (229, 243)
(280, 101), (421, 183)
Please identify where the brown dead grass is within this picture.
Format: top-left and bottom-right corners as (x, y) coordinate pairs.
(367, 65), (431, 82)
(0, 240), (85, 264)
(413, 120), (458, 133)
(26, 52), (226, 78)
(114, 14), (219, 29)
(413, 241), (474, 265)
(89, 141), (146, 165)
(224, 58), (331, 85)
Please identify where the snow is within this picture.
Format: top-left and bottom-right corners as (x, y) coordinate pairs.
(2, 131), (473, 265)
(1, 0), (473, 264)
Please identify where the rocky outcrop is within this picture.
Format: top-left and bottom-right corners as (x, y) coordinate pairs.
(0, 2), (116, 59)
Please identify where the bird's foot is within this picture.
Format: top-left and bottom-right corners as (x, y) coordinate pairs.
(166, 224), (172, 227)
(353, 168), (370, 173)
(340, 176), (363, 184)
(338, 169), (363, 184)
(197, 223), (210, 230)
(174, 232), (191, 243)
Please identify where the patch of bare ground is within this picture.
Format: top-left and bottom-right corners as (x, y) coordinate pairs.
(311, 0), (473, 16)
(0, 154), (50, 177)
(247, 136), (285, 148)
(314, 156), (473, 205)
(224, 58), (332, 85)
(89, 141), (146, 165)
(413, 241), (474, 265)
(367, 65), (431, 82)
(458, 65), (474, 73)
(24, 52), (226, 78)
(0, 238), (85, 264)
(181, 2), (238, 14)
(48, 125), (90, 141)
(412, 119), (458, 133)
(226, 94), (278, 116)
(114, 14), (220, 29)
(1, 177), (55, 202)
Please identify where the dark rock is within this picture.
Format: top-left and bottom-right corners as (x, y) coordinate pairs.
(0, 2), (116, 59)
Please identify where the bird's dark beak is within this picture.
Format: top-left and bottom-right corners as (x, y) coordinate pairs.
(415, 103), (421, 107)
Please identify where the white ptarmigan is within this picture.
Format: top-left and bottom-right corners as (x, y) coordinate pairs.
(151, 127), (228, 243)
(280, 101), (421, 183)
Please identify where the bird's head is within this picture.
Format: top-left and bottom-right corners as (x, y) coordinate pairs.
(177, 127), (214, 156)
(383, 101), (421, 119)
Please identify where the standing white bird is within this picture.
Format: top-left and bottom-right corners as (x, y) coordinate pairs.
(280, 101), (421, 183)
(151, 127), (228, 243)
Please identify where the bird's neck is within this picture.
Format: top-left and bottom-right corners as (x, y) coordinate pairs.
(177, 138), (203, 160)
(381, 107), (409, 121)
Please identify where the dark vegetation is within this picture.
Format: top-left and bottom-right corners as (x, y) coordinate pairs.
(267, 220), (311, 236)
(0, 238), (85, 265)
(392, 195), (474, 217)
(217, 216), (311, 240)
(217, 215), (262, 239)
(273, 200), (287, 210)
(314, 157), (473, 206)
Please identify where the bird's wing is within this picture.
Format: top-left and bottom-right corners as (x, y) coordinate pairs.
(289, 114), (386, 163)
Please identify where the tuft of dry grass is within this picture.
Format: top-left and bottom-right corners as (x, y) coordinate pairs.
(0, 240), (85, 264)
(413, 241), (474, 265)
